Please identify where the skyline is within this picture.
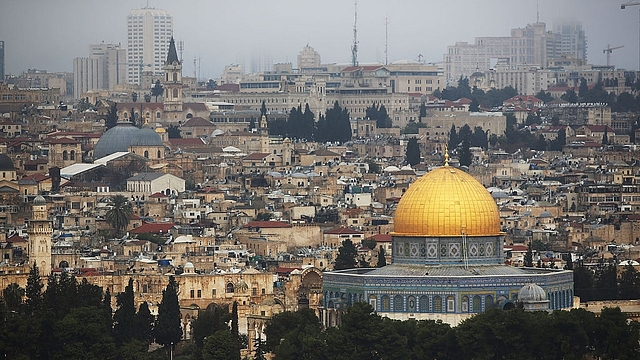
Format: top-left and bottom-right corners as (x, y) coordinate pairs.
(0, 0), (638, 81)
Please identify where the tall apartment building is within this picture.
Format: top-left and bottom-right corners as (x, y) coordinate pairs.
(73, 43), (126, 99)
(0, 40), (4, 82)
(444, 21), (587, 86)
(127, 7), (173, 85)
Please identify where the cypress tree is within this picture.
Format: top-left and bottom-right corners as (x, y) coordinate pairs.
(154, 276), (183, 347)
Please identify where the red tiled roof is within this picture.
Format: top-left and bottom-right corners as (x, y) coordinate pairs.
(184, 103), (209, 111)
(275, 267), (301, 274)
(244, 220), (291, 228)
(243, 153), (270, 160)
(21, 173), (49, 182)
(215, 84), (240, 92)
(6, 234), (27, 243)
(324, 227), (363, 235)
(131, 222), (175, 234)
(150, 192), (168, 198)
(368, 234), (392, 242)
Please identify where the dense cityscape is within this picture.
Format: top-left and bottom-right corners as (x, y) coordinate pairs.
(2, 1), (640, 359)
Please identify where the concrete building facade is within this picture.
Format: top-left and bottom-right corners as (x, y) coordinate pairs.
(127, 7), (173, 85)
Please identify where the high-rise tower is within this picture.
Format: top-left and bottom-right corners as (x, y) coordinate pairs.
(127, 7), (173, 85)
(28, 195), (52, 276)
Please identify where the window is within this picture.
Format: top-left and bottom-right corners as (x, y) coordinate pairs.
(407, 296), (416, 312)
(381, 295), (390, 311)
(212, 289), (216, 296)
(252, 287), (257, 296)
(226, 283), (234, 293)
(462, 296), (469, 312)
(190, 289), (194, 298)
(473, 296), (482, 312)
(434, 296), (442, 312)
(394, 295), (403, 311)
(447, 296), (455, 312)
(420, 296), (429, 312)
(197, 290), (201, 298)
(369, 295), (377, 311)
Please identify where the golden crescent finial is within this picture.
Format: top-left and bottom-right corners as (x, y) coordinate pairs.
(444, 145), (450, 166)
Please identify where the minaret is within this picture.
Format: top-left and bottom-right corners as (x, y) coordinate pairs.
(163, 37), (183, 121)
(28, 195), (52, 276)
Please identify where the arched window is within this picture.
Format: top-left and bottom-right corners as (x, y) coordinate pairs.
(486, 295), (494, 309)
(156, 112), (161, 118)
(407, 296), (416, 312)
(173, 88), (178, 98)
(473, 296), (482, 312)
(157, 150), (162, 158)
(173, 72), (177, 82)
(461, 296), (469, 312)
(434, 296), (442, 312)
(144, 150), (149, 158)
(62, 150), (68, 160)
(166, 73), (169, 82)
(70, 150), (75, 161)
(381, 295), (390, 311)
(394, 295), (403, 312)
(420, 296), (429, 312)
(447, 296), (455, 312)
(225, 283), (234, 293)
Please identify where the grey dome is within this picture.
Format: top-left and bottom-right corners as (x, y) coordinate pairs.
(0, 154), (15, 171)
(538, 210), (553, 218)
(130, 126), (163, 147)
(518, 283), (547, 302)
(94, 122), (157, 159)
(33, 195), (46, 205)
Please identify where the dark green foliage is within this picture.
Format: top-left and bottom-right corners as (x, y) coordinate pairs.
(524, 242), (534, 267)
(618, 264), (640, 300)
(458, 138), (472, 167)
(578, 77), (589, 98)
(151, 79), (163, 102)
(405, 137), (420, 166)
(376, 247), (387, 267)
(167, 124), (181, 138)
(469, 98), (480, 112)
(202, 330), (241, 360)
(471, 126), (488, 149)
(105, 194), (133, 238)
(113, 278), (136, 345)
(260, 100), (268, 120)
(562, 89), (579, 103)
(132, 92), (138, 103)
(191, 305), (231, 349)
(364, 159), (380, 174)
(365, 102), (392, 128)
(264, 307), (323, 358)
(315, 101), (352, 143)
(602, 126), (609, 145)
(249, 116), (256, 131)
(448, 124), (458, 151)
(535, 90), (554, 103)
(419, 102), (427, 121)
(135, 301), (155, 344)
(154, 276), (183, 347)
(361, 238), (377, 251)
(231, 300), (239, 339)
(334, 239), (358, 270)
(106, 102), (119, 130)
(2, 283), (24, 312)
(269, 104), (315, 140)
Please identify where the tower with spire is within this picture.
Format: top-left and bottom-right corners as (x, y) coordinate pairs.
(163, 37), (183, 121)
(28, 196), (52, 276)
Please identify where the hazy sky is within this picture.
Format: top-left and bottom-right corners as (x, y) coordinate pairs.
(0, 0), (638, 79)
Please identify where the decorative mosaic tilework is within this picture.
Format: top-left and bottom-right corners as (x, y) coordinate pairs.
(486, 242), (494, 257)
(449, 243), (461, 258)
(469, 243), (478, 257)
(427, 243), (437, 258)
(410, 243), (419, 257)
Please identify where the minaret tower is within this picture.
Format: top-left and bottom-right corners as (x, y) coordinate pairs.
(163, 37), (183, 121)
(28, 195), (52, 276)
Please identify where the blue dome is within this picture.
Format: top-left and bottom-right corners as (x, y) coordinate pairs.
(94, 122), (161, 159)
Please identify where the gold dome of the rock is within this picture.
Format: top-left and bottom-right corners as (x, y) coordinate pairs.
(393, 165), (501, 237)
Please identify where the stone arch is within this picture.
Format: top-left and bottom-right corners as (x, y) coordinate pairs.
(225, 282), (234, 293)
(63, 150), (68, 160)
(433, 295), (443, 312)
(473, 295), (482, 312)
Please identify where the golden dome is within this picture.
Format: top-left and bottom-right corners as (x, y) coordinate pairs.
(393, 165), (501, 237)
(155, 127), (166, 133)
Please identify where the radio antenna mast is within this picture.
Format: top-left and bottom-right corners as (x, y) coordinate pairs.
(351, 1), (359, 67)
(385, 17), (389, 65)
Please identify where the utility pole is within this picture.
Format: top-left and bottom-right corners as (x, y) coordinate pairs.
(351, 1), (358, 67)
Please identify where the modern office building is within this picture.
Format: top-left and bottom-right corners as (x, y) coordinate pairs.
(73, 43), (126, 99)
(127, 7), (173, 85)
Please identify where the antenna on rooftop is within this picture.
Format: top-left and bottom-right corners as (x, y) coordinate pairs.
(384, 16), (389, 65)
(536, 0), (540, 23)
(351, 1), (359, 67)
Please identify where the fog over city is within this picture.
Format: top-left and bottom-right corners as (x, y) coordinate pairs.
(0, 0), (637, 79)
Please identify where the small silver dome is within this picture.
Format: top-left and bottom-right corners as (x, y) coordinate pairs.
(130, 126), (163, 147)
(33, 195), (46, 205)
(518, 283), (547, 302)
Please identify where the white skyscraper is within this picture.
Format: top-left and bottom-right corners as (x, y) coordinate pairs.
(126, 7), (173, 85)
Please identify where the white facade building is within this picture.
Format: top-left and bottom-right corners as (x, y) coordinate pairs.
(126, 172), (185, 196)
(127, 7), (173, 85)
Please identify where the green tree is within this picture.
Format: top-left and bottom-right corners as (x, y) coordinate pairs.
(578, 77), (588, 98)
(405, 137), (421, 166)
(535, 90), (554, 103)
(618, 264), (640, 300)
(524, 241), (534, 267)
(594, 307), (640, 359)
(365, 159), (380, 174)
(105, 195), (133, 238)
(151, 79), (163, 102)
(154, 276), (182, 347)
(135, 301), (155, 344)
(458, 138), (472, 167)
(602, 126), (609, 145)
(334, 239), (358, 270)
(419, 102), (427, 122)
(231, 300), (239, 340)
(376, 247), (387, 267)
(132, 92), (138, 103)
(105, 102), (119, 130)
(249, 116), (256, 131)
(260, 100), (268, 121)
(265, 308), (323, 358)
(144, 93), (151, 102)
(113, 278), (136, 345)
(448, 124), (458, 150)
(202, 330), (241, 360)
(2, 283), (24, 312)
(206, 79), (218, 90)
(561, 89), (579, 103)
(469, 98), (480, 112)
(25, 263), (44, 314)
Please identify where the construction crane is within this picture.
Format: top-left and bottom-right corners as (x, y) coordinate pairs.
(603, 44), (624, 67)
(621, 1), (640, 70)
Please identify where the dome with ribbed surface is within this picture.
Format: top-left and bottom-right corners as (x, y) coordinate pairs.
(518, 283), (547, 302)
(0, 154), (15, 170)
(33, 195), (46, 205)
(393, 165), (501, 237)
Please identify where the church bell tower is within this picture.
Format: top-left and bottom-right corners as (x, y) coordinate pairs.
(28, 195), (52, 276)
(163, 37), (183, 121)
